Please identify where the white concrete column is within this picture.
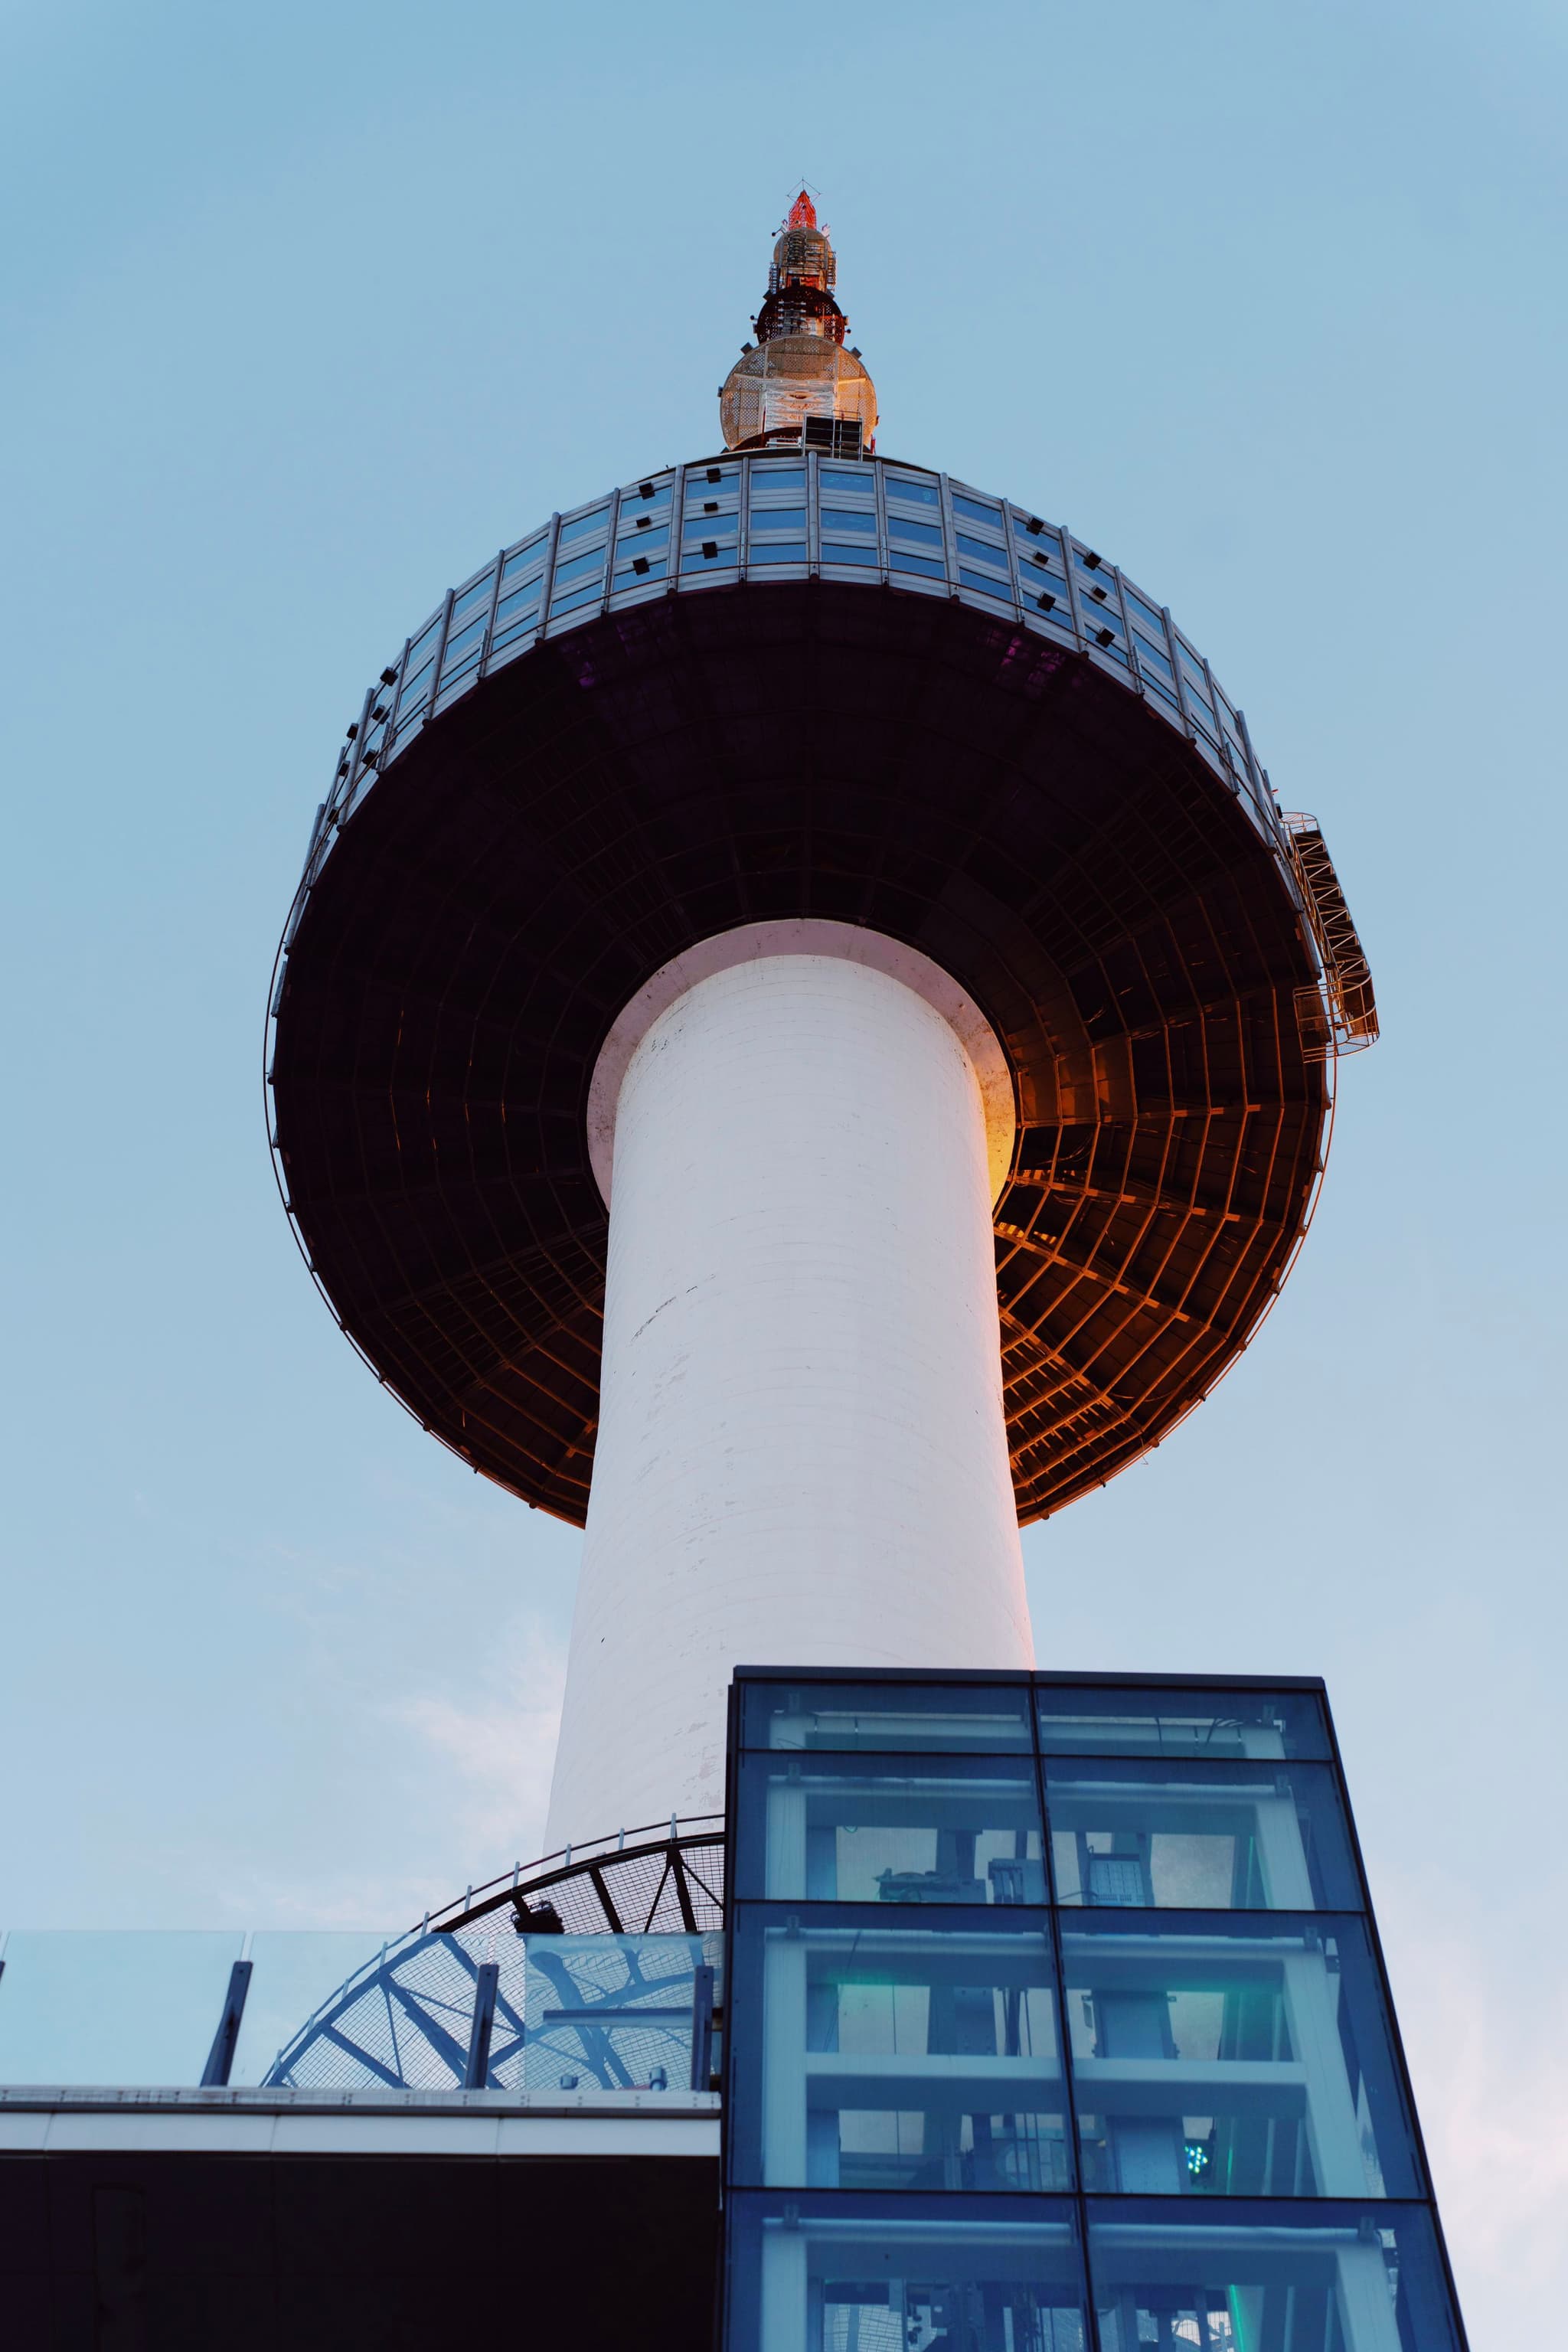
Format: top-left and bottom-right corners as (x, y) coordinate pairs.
(544, 936), (1033, 1847)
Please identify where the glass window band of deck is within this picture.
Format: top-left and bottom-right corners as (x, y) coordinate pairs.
(307, 456), (1284, 887)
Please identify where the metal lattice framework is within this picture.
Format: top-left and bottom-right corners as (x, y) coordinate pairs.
(264, 1820), (724, 2093)
(267, 451), (1376, 1527)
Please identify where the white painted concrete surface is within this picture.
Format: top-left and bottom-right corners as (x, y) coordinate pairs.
(587, 919), (1017, 1207)
(544, 944), (1033, 1848)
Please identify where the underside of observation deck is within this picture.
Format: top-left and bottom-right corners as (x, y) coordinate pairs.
(270, 577), (1328, 1526)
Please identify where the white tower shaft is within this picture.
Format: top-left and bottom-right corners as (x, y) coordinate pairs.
(544, 946), (1033, 1848)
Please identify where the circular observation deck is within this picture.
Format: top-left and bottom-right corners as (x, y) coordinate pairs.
(269, 451), (1365, 1527)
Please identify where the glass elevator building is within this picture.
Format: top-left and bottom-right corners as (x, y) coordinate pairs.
(720, 1667), (1467, 2352)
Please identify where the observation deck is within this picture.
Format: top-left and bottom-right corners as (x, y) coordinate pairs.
(269, 449), (1374, 1526)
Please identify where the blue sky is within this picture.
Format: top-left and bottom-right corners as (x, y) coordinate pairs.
(2, 1), (1564, 2334)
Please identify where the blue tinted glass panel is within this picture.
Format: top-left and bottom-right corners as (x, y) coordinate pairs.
(405, 614), (442, 667)
(749, 506), (807, 531)
(750, 541), (808, 566)
(890, 553), (947, 580)
(558, 505), (609, 546)
(821, 542), (878, 566)
(953, 494), (1003, 528)
(888, 515), (942, 549)
(737, 1753), (1045, 1906)
(1061, 1914), (1420, 2198)
(623, 480), (671, 511)
(821, 467), (873, 496)
(884, 475), (942, 506)
(742, 1681), (1033, 1754)
(551, 547), (606, 590)
(724, 2191), (1089, 2352)
(439, 616), (486, 675)
(961, 570), (1015, 603)
(682, 545), (739, 572)
(1046, 1760), (1361, 1912)
(493, 586), (540, 632)
(1036, 1687), (1331, 1760)
(730, 1907), (1070, 2194)
(612, 557), (667, 586)
(750, 463), (805, 489)
(449, 571), (495, 626)
(956, 532), (1008, 566)
(548, 580), (606, 617)
(821, 506), (876, 534)
(1086, 2200), (1462, 2352)
(683, 514), (739, 541)
(500, 535), (547, 583)
(394, 661), (434, 717)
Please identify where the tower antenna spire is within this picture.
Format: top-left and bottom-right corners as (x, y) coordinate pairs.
(719, 190), (877, 458)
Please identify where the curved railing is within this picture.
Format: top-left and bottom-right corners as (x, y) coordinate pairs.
(262, 1817), (725, 2093)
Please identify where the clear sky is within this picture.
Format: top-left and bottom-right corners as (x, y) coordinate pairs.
(2, 0), (1563, 2335)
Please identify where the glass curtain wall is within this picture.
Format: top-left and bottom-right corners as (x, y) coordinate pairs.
(721, 1669), (1467, 2352)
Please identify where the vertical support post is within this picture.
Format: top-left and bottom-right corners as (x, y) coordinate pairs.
(762, 1928), (808, 2187)
(477, 548), (505, 683)
(201, 1959), (253, 2088)
(690, 1961), (716, 2092)
(1058, 525), (1089, 651)
(1161, 604), (1195, 740)
(599, 485), (623, 616)
(464, 1961), (500, 2089)
(535, 511), (562, 642)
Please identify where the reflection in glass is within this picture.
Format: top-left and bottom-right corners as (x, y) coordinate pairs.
(737, 1910), (1069, 2193)
(1036, 1687), (1331, 1761)
(260, 1929), (717, 2093)
(1062, 1917), (1419, 2198)
(1087, 2200), (1462, 2352)
(742, 1680), (1032, 1756)
(230, 1931), (397, 2086)
(518, 1932), (720, 2095)
(739, 1753), (1045, 1906)
(557, 505), (609, 546)
(727, 2191), (1088, 2352)
(961, 570), (1014, 603)
(884, 475), (942, 506)
(1047, 1760), (1361, 1911)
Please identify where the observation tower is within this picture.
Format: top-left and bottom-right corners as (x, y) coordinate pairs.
(268, 189), (1376, 1857)
(0, 197), (1475, 2352)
